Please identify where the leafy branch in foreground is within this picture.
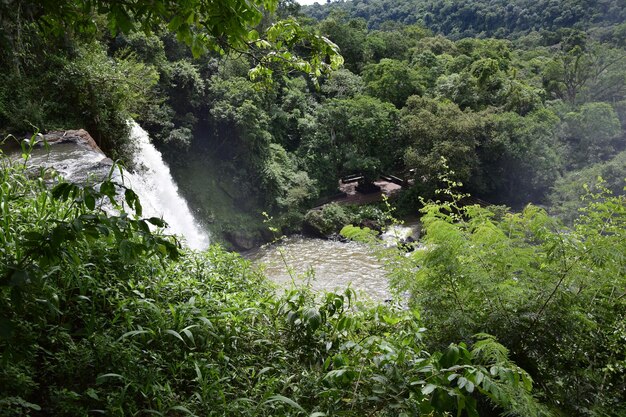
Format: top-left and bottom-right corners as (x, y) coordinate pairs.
(1, 0), (343, 84)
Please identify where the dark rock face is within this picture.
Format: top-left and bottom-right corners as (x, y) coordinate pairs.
(355, 182), (381, 194)
(224, 230), (261, 251)
(359, 218), (382, 234)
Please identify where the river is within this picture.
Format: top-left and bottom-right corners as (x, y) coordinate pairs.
(245, 224), (420, 302)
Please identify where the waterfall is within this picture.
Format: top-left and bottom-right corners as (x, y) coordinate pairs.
(124, 122), (210, 250)
(12, 124), (209, 250)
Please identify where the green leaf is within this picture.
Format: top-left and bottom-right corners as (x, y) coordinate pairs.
(421, 384), (437, 395)
(475, 371), (484, 385)
(96, 373), (124, 384)
(84, 193), (96, 210)
(165, 329), (185, 343)
(118, 330), (151, 341)
(258, 367), (272, 377)
(147, 217), (166, 227)
(167, 405), (197, 416)
(304, 307), (322, 331)
(264, 395), (307, 414)
(119, 240), (134, 261)
(124, 189), (142, 216)
(100, 181), (116, 198)
(441, 345), (460, 367)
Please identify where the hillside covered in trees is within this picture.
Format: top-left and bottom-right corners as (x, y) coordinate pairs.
(1, 0), (625, 416)
(305, 0), (626, 36)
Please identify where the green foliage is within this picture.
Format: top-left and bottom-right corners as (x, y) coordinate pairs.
(300, 95), (399, 189)
(362, 58), (423, 107)
(400, 96), (482, 187)
(1, 0), (342, 82)
(548, 151), (626, 223)
(208, 75), (274, 156)
(0, 152), (540, 416)
(560, 102), (622, 167)
(58, 45), (159, 155)
(0, 40), (158, 159)
(477, 110), (561, 204)
(262, 143), (318, 211)
(339, 224), (378, 243)
(320, 69), (364, 98)
(305, 0), (625, 37)
(317, 16), (369, 73)
(543, 42), (626, 104)
(389, 183), (626, 416)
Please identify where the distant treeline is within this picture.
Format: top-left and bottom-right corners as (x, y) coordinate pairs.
(304, 0), (626, 37)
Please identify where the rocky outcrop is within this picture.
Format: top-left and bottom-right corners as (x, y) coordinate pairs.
(12, 129), (115, 186)
(39, 129), (105, 155)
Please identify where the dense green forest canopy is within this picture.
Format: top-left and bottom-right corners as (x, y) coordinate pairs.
(1, 0), (625, 415)
(304, 0), (626, 37)
(2, 0), (626, 226)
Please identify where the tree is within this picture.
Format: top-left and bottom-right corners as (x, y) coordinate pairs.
(300, 95), (399, 191)
(400, 96), (482, 187)
(318, 14), (368, 73)
(477, 110), (561, 205)
(561, 102), (621, 167)
(543, 43), (626, 104)
(549, 151), (626, 223)
(207, 75), (273, 162)
(320, 68), (364, 99)
(362, 58), (423, 107)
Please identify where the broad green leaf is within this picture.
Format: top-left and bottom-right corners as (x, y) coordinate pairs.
(165, 329), (185, 343)
(421, 384), (437, 395)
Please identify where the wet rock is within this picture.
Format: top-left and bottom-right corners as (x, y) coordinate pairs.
(225, 230), (260, 251)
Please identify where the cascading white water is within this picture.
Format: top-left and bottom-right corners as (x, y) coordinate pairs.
(13, 123), (210, 250)
(124, 122), (210, 250)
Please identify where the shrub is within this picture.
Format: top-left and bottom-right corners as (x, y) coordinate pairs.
(304, 203), (352, 236)
(389, 184), (626, 416)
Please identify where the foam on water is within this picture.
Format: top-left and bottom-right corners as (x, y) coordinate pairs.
(245, 236), (391, 301)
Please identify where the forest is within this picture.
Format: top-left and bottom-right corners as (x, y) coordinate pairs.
(0, 0), (625, 416)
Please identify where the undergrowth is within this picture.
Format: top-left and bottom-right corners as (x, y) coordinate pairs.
(0, 144), (542, 416)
